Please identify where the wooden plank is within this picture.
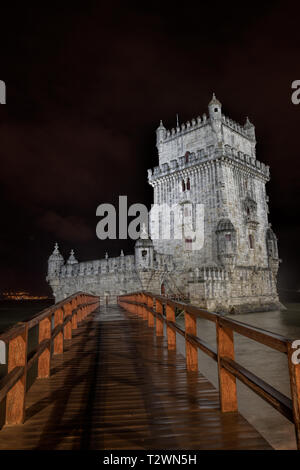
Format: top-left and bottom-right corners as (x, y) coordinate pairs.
(0, 366), (24, 403)
(147, 296), (154, 327)
(53, 309), (64, 355)
(219, 316), (288, 353)
(166, 304), (176, 350)
(38, 316), (51, 379)
(216, 319), (237, 412)
(27, 339), (50, 371)
(0, 306), (271, 450)
(63, 303), (72, 340)
(185, 311), (198, 371)
(185, 333), (217, 361)
(167, 320), (185, 337)
(0, 323), (26, 343)
(5, 324), (28, 424)
(155, 300), (164, 336)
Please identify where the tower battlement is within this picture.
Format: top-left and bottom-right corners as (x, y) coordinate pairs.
(156, 95), (256, 167)
(47, 94), (281, 313)
(148, 147), (269, 185)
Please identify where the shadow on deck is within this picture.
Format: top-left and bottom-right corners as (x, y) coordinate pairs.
(0, 306), (271, 450)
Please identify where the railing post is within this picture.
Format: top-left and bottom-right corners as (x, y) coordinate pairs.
(63, 303), (72, 340)
(287, 341), (300, 449)
(155, 299), (164, 336)
(216, 318), (238, 412)
(166, 304), (176, 350)
(142, 294), (147, 320)
(185, 311), (198, 371)
(147, 295), (154, 327)
(37, 316), (51, 378)
(5, 324), (28, 425)
(53, 308), (64, 354)
(72, 307), (78, 330)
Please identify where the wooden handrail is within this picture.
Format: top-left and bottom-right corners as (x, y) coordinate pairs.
(221, 357), (294, 422)
(118, 291), (300, 449)
(0, 292), (99, 426)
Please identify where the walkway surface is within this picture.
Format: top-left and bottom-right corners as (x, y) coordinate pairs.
(0, 307), (271, 449)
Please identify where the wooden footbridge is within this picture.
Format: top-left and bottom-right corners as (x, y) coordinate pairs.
(0, 291), (299, 450)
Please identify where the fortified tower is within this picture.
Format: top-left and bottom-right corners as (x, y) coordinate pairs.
(47, 95), (282, 313)
(147, 94), (281, 311)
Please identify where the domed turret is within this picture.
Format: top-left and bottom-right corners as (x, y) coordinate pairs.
(67, 249), (78, 265)
(47, 243), (64, 279)
(209, 92), (222, 108)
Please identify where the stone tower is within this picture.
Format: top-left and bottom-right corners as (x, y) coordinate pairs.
(47, 94), (282, 313)
(147, 94), (282, 312)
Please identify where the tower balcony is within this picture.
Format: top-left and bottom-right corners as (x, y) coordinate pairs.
(245, 215), (259, 229)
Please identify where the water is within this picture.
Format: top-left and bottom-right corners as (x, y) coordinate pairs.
(0, 299), (53, 334)
(176, 301), (300, 450)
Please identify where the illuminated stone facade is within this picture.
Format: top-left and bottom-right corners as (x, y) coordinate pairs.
(47, 95), (282, 313)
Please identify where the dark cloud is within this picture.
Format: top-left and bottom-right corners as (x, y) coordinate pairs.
(37, 211), (94, 243)
(0, 1), (299, 293)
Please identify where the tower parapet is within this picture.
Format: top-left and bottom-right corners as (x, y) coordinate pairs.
(46, 95), (282, 313)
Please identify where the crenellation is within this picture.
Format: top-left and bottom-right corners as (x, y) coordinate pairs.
(47, 94), (282, 313)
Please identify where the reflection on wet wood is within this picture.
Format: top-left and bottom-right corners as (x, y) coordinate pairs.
(0, 307), (271, 449)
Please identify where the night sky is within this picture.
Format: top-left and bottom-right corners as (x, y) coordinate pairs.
(0, 1), (299, 295)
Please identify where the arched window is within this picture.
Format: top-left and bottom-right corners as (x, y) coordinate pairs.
(249, 234), (254, 249)
(185, 151), (190, 163)
(161, 283), (165, 295)
(185, 237), (192, 251)
(182, 180), (186, 192)
(187, 178), (190, 190)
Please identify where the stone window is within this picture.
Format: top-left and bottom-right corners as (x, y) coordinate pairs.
(185, 237), (192, 251)
(187, 178), (190, 190)
(185, 151), (190, 163)
(141, 250), (147, 258)
(225, 233), (231, 241)
(182, 179), (186, 192)
(249, 234), (254, 249)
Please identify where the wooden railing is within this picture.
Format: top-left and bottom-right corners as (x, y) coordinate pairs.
(0, 292), (99, 426)
(118, 291), (300, 449)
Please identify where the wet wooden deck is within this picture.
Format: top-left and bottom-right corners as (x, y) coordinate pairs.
(0, 307), (271, 450)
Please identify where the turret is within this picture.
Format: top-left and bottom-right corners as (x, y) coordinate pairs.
(266, 227), (279, 276)
(67, 249), (78, 265)
(47, 243), (64, 280)
(216, 219), (237, 271)
(66, 249), (78, 277)
(244, 116), (256, 157)
(208, 93), (222, 141)
(156, 120), (166, 150)
(244, 116), (256, 141)
(135, 223), (154, 269)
